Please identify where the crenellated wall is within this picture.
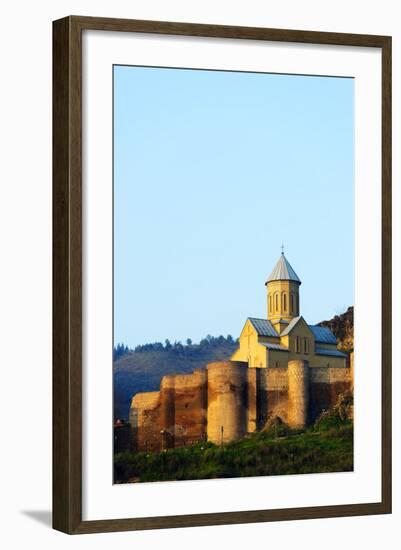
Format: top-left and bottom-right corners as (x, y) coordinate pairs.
(128, 359), (352, 452)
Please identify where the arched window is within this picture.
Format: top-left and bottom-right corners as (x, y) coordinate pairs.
(290, 293), (294, 313)
(275, 292), (278, 311)
(269, 294), (272, 313)
(283, 292), (287, 311)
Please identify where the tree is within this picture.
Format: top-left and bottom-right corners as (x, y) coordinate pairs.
(164, 339), (172, 351)
(173, 341), (184, 352)
(186, 338), (192, 346)
(113, 342), (130, 360)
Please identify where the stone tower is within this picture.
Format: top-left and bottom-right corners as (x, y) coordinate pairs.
(266, 250), (301, 326)
(206, 361), (248, 444)
(287, 360), (309, 428)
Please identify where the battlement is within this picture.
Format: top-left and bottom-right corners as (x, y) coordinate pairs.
(128, 356), (352, 453)
(131, 391), (160, 409)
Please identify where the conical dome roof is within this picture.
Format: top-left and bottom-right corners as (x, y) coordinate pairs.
(266, 253), (301, 284)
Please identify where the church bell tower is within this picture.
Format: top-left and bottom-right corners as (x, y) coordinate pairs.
(265, 249), (301, 324)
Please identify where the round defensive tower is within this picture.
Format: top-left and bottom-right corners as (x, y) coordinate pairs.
(206, 361), (248, 444)
(288, 360), (309, 428)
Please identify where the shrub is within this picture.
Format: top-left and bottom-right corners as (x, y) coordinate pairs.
(315, 390), (354, 431)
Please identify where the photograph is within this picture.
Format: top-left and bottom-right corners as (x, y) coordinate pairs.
(112, 64), (355, 484)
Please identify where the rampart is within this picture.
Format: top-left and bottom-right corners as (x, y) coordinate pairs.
(128, 358), (352, 452)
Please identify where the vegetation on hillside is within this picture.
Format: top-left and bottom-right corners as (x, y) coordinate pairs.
(114, 417), (353, 483)
(318, 306), (354, 352)
(113, 343), (130, 361)
(114, 334), (236, 357)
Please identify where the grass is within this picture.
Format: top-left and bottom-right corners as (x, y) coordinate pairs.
(114, 422), (353, 483)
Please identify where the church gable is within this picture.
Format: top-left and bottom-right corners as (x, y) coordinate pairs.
(280, 316), (313, 337)
(238, 318), (258, 341)
(231, 319), (258, 361)
(232, 318), (279, 368)
(280, 316), (314, 354)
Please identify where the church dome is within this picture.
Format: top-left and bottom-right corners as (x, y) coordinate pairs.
(266, 253), (301, 285)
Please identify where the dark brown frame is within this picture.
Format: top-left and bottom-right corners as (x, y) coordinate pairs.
(53, 15), (392, 534)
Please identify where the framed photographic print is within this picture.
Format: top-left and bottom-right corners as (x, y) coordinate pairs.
(53, 16), (392, 534)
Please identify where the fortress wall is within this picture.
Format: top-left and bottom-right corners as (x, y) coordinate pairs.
(288, 360), (309, 428)
(160, 375), (176, 449)
(207, 361), (248, 444)
(309, 366), (352, 421)
(259, 367), (289, 425)
(247, 367), (258, 433)
(129, 391), (161, 452)
(308, 368), (330, 421)
(129, 354), (353, 453)
(173, 370), (207, 447)
(328, 367), (352, 405)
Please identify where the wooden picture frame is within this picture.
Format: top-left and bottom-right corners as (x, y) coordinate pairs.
(53, 15), (392, 534)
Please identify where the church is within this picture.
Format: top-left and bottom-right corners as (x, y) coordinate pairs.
(128, 252), (352, 452)
(231, 251), (348, 371)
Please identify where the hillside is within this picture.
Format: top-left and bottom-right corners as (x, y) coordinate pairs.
(318, 306), (354, 352)
(114, 421), (353, 483)
(113, 340), (237, 419)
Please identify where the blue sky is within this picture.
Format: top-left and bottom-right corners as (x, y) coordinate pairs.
(114, 65), (354, 348)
